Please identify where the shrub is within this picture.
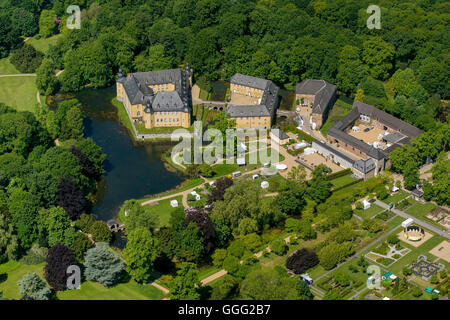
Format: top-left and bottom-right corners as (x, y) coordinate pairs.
(285, 248), (319, 274)
(222, 256), (240, 274)
(19, 244), (48, 265)
(387, 234), (400, 245)
(270, 239), (288, 256)
(212, 249), (228, 267)
(10, 44), (44, 73)
(243, 233), (262, 253)
(210, 274), (238, 300)
(411, 287), (422, 297)
(89, 221), (112, 243)
(227, 241), (244, 258)
(402, 267), (412, 276)
(430, 274), (439, 284)
(75, 214), (95, 233)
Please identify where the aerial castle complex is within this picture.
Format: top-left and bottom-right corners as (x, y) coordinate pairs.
(324, 101), (423, 178)
(116, 64), (193, 129)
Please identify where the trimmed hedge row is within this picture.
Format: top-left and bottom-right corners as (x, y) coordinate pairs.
(281, 125), (317, 144)
(332, 178), (362, 192)
(326, 168), (352, 181)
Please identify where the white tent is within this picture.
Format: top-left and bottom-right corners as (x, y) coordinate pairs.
(402, 218), (414, 228)
(252, 174), (259, 180)
(190, 191), (198, 196)
(304, 147), (316, 155)
(392, 185), (399, 192)
(295, 142), (307, 149)
(276, 164), (287, 170)
(261, 181), (269, 189)
(170, 200), (178, 208)
(352, 126), (360, 132)
(238, 142), (247, 152)
(362, 200), (371, 210)
(237, 157), (246, 166)
(195, 194), (201, 201)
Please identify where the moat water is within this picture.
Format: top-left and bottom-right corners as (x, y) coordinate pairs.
(75, 87), (184, 223)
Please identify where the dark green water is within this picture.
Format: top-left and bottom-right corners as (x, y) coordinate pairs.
(75, 87), (184, 222)
(209, 80), (229, 101)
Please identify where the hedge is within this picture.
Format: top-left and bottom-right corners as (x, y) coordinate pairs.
(326, 168), (352, 181)
(281, 124), (317, 144)
(332, 179), (362, 192)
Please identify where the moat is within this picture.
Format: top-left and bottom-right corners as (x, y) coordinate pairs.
(75, 87), (184, 222)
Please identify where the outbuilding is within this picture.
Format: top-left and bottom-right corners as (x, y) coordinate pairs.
(270, 128), (289, 145)
(402, 218), (414, 229)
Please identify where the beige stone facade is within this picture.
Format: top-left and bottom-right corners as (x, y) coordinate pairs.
(234, 116), (271, 128)
(116, 67), (192, 129)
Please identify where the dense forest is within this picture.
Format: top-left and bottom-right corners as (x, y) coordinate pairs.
(1, 0), (448, 129)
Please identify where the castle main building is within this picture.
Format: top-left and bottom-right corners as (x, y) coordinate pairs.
(116, 64), (192, 129)
(227, 73), (279, 129)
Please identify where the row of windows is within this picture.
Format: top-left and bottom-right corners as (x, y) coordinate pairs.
(135, 108), (184, 117)
(233, 84), (262, 93)
(156, 118), (183, 123)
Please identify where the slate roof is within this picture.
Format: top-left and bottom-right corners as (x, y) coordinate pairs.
(327, 126), (387, 160)
(383, 132), (408, 144)
(312, 140), (356, 165)
(152, 91), (184, 110)
(117, 68), (191, 113)
(230, 73), (269, 90)
(296, 79), (337, 115)
(228, 74), (279, 119)
(327, 101), (423, 161)
(271, 128), (289, 140)
(353, 101), (422, 138)
(353, 158), (376, 174)
(227, 105), (271, 117)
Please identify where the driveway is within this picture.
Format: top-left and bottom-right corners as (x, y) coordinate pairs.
(374, 200), (450, 239)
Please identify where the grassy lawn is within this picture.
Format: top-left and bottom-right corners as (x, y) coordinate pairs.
(393, 288), (431, 300)
(320, 98), (352, 136)
(27, 34), (62, 54)
(404, 202), (446, 231)
(353, 203), (384, 220)
(330, 174), (357, 189)
(0, 260), (165, 300)
(327, 256), (369, 290)
(135, 123), (193, 134)
(0, 76), (38, 112)
(0, 261), (46, 299)
(112, 97), (135, 135)
(57, 279), (164, 300)
(146, 195), (183, 228)
(405, 203), (436, 220)
(382, 191), (409, 205)
(198, 265), (221, 280)
(0, 56), (20, 75)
